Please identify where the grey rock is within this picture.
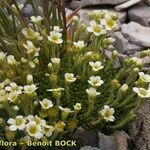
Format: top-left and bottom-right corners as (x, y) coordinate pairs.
(113, 32), (143, 55)
(78, 8), (126, 24)
(73, 127), (99, 147)
(128, 6), (150, 27)
(105, 50), (121, 68)
(16, 0), (26, 4)
(70, 0), (128, 10)
(144, 0), (150, 6)
(142, 56), (150, 66)
(128, 100), (150, 150)
(118, 53), (128, 63)
(80, 146), (100, 150)
(22, 4), (33, 17)
(98, 131), (129, 150)
(121, 22), (150, 47)
(115, 0), (142, 11)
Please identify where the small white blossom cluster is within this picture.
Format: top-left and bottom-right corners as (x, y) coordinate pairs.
(7, 115), (54, 139)
(87, 10), (118, 36)
(133, 72), (150, 98)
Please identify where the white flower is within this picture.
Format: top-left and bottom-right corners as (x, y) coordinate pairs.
(133, 87), (150, 98)
(65, 73), (76, 83)
(7, 55), (17, 65)
(31, 16), (43, 24)
(88, 76), (104, 87)
(27, 115), (46, 126)
(59, 106), (73, 114)
(42, 125), (54, 137)
(22, 28), (43, 41)
(23, 41), (40, 54)
(7, 91), (19, 102)
(0, 52), (7, 61)
(100, 105), (115, 122)
(24, 84), (37, 94)
(26, 121), (43, 139)
(11, 4), (24, 10)
(5, 82), (23, 94)
(51, 58), (61, 65)
(73, 41), (85, 49)
(7, 116), (26, 131)
(39, 98), (53, 110)
(138, 72), (150, 83)
(101, 14), (118, 30)
(48, 31), (63, 44)
(130, 57), (143, 67)
(86, 87), (100, 100)
(87, 20), (106, 36)
(89, 61), (104, 72)
(73, 103), (82, 111)
(53, 26), (63, 32)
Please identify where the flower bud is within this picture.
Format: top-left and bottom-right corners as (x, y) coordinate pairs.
(120, 84), (129, 93)
(5, 127), (16, 141)
(72, 16), (79, 25)
(27, 74), (33, 84)
(0, 118), (6, 127)
(29, 61), (35, 68)
(48, 63), (54, 73)
(12, 105), (19, 111)
(54, 121), (66, 132)
(21, 58), (28, 63)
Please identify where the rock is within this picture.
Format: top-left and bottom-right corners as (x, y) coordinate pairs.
(78, 8), (127, 24)
(115, 0), (142, 11)
(121, 22), (150, 47)
(118, 53), (128, 63)
(73, 127), (99, 147)
(113, 32), (143, 55)
(128, 100), (150, 150)
(142, 56), (150, 66)
(128, 6), (150, 27)
(144, 0), (150, 6)
(105, 50), (121, 68)
(98, 131), (130, 150)
(70, 0), (128, 10)
(16, 0), (26, 4)
(80, 146), (100, 150)
(22, 4), (33, 17)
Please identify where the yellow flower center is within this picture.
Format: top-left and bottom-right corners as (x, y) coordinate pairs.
(52, 35), (58, 42)
(29, 126), (38, 134)
(16, 119), (23, 126)
(104, 111), (111, 118)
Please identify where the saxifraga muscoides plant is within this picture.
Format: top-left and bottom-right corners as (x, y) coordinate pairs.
(0, 0), (150, 149)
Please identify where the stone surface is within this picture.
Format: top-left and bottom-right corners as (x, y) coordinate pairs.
(16, 0), (26, 4)
(128, 6), (150, 27)
(105, 50), (121, 68)
(98, 131), (129, 150)
(78, 8), (127, 24)
(115, 0), (142, 11)
(80, 146), (100, 150)
(113, 32), (143, 55)
(128, 100), (150, 150)
(144, 0), (150, 6)
(22, 4), (33, 17)
(70, 0), (128, 10)
(121, 22), (150, 47)
(73, 127), (99, 147)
